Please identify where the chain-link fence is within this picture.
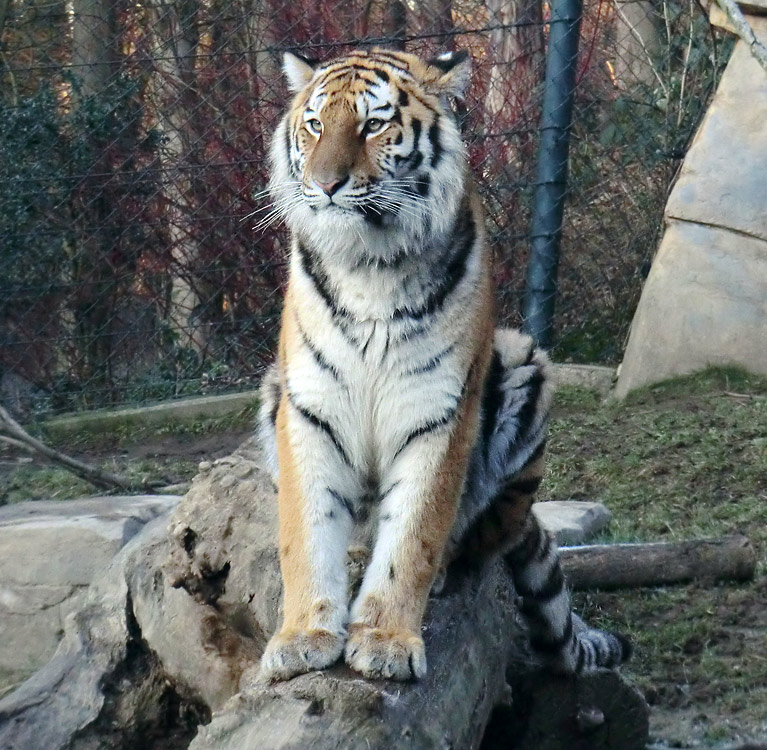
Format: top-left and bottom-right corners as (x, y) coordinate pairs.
(0, 0), (732, 417)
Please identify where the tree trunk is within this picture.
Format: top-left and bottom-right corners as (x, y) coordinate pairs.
(612, 0), (661, 90)
(0, 439), (648, 749)
(146, 0), (208, 358)
(486, 0), (544, 121)
(68, 0), (123, 404)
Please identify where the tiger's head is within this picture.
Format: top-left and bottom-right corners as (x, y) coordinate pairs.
(269, 48), (471, 254)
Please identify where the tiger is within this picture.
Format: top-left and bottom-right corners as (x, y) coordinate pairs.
(255, 46), (630, 682)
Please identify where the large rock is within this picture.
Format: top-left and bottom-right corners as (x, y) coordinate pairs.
(615, 18), (767, 397)
(0, 495), (180, 691)
(0, 441), (648, 750)
(533, 500), (612, 546)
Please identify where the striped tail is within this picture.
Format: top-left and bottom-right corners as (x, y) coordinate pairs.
(504, 513), (631, 672)
(454, 327), (631, 673)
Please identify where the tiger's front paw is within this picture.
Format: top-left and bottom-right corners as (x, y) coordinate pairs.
(257, 627), (345, 683)
(344, 623), (427, 680)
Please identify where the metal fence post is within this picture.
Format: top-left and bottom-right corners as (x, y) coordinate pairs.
(523, 0), (583, 349)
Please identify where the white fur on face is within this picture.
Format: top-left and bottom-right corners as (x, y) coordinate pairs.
(267, 80), (467, 268)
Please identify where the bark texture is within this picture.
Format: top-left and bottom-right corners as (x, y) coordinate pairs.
(0, 438), (648, 749)
(561, 536), (757, 590)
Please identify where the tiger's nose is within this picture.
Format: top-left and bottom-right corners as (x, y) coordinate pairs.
(315, 176), (348, 196)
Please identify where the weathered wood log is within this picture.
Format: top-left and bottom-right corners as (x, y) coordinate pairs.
(561, 535), (757, 590)
(0, 439), (649, 749)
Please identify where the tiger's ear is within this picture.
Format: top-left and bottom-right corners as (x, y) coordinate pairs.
(282, 51), (318, 93)
(427, 50), (472, 99)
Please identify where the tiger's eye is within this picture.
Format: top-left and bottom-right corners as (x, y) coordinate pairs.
(364, 118), (386, 135)
(306, 118), (322, 135)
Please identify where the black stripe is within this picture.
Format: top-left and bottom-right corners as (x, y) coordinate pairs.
(529, 613), (573, 655)
(317, 64), (380, 85)
(297, 243), (356, 330)
(414, 174), (431, 197)
(407, 343), (455, 375)
(513, 370), (546, 442)
(398, 88), (409, 106)
(428, 119), (443, 167)
(327, 488), (355, 519)
(480, 350), (504, 456)
(504, 476), (542, 496)
(269, 380), (280, 425)
(515, 564), (564, 603)
(535, 530), (553, 562)
(288, 391), (351, 467)
(369, 53), (411, 74)
(391, 209), (475, 321)
(393, 408), (456, 459)
(575, 642), (587, 672)
(354, 247), (410, 270)
(378, 481), (399, 502)
(402, 87), (438, 115)
(505, 518), (542, 570)
(360, 326), (374, 358)
(358, 201), (397, 226)
(411, 118), (422, 147)
(295, 316), (342, 382)
(394, 118), (422, 171)
(285, 126), (295, 177)
(528, 439), (547, 463)
(583, 640), (595, 671)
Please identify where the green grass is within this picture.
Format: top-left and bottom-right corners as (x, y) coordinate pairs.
(0, 405), (258, 505)
(35, 403), (259, 453)
(545, 368), (767, 746)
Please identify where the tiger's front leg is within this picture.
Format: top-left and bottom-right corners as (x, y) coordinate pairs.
(345, 416), (477, 680)
(258, 394), (359, 682)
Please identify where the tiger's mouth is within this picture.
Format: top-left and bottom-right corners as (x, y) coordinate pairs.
(303, 192), (402, 224)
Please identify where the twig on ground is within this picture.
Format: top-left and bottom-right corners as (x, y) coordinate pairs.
(0, 405), (164, 492)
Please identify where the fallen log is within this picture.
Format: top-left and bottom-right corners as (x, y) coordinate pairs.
(561, 535), (756, 590)
(0, 439), (649, 749)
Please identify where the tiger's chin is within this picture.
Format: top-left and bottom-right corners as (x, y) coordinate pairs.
(288, 201), (412, 257)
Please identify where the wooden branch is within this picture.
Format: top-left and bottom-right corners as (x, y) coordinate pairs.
(0, 405), (162, 492)
(714, 0), (767, 73)
(561, 535), (756, 590)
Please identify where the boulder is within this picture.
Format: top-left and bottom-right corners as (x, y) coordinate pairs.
(615, 18), (767, 397)
(0, 495), (180, 691)
(533, 500), (612, 546)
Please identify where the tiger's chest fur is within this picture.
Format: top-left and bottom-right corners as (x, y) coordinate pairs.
(283, 196), (490, 490)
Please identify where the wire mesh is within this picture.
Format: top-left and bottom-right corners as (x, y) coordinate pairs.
(0, 0), (732, 417)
